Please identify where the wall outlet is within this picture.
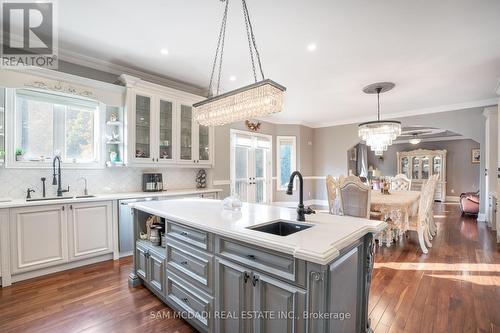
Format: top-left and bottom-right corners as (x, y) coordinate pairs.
(308, 191), (311, 198)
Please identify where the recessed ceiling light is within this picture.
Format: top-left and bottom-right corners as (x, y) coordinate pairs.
(160, 48), (169, 55)
(307, 43), (317, 52)
(229, 75), (236, 81)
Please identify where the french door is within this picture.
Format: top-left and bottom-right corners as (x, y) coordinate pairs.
(230, 130), (272, 204)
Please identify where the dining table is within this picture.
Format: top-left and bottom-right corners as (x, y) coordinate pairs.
(370, 190), (421, 246)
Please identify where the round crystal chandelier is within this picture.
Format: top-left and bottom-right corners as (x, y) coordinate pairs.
(358, 82), (401, 156)
(193, 0), (286, 126)
(409, 133), (421, 145)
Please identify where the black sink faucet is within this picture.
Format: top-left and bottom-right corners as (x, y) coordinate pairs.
(52, 155), (69, 197)
(286, 171), (315, 221)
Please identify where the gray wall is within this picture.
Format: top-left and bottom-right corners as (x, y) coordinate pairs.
(367, 139), (481, 196)
(312, 107), (488, 214)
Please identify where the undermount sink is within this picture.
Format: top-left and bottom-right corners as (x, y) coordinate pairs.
(75, 195), (96, 198)
(247, 220), (313, 236)
(26, 196), (74, 202)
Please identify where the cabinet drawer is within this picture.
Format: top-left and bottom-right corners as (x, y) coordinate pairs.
(166, 272), (213, 332)
(167, 222), (210, 251)
(216, 237), (296, 282)
(167, 238), (213, 293)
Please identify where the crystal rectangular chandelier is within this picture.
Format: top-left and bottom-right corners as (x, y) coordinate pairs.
(194, 0), (286, 126)
(193, 79), (285, 126)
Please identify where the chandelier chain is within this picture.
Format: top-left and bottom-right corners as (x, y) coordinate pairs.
(242, 0), (265, 81)
(242, 0), (257, 82)
(207, 0), (265, 96)
(208, 0), (229, 97)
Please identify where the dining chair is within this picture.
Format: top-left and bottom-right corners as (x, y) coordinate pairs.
(427, 174), (439, 238)
(391, 174), (412, 191)
(338, 176), (371, 219)
(408, 179), (435, 254)
(326, 175), (341, 215)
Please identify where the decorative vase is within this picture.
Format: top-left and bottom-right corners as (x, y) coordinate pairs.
(109, 151), (118, 162)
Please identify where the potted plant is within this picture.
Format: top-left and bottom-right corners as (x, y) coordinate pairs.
(15, 148), (23, 161)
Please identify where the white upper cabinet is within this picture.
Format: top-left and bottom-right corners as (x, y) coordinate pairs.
(122, 75), (213, 167)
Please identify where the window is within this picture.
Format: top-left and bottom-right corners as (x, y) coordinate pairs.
(11, 89), (100, 166)
(277, 136), (297, 190)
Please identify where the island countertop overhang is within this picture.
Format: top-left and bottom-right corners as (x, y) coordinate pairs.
(129, 198), (386, 265)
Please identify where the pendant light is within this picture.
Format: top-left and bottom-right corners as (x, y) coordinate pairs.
(193, 0), (286, 126)
(409, 133), (421, 145)
(358, 82), (401, 156)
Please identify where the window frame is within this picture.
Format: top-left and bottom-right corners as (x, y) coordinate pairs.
(276, 135), (297, 191)
(4, 88), (104, 169)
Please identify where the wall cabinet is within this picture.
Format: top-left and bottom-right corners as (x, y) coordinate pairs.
(122, 75), (214, 167)
(10, 201), (113, 274)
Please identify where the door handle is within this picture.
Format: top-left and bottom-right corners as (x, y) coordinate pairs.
(243, 272), (250, 284)
(247, 254), (256, 260)
(180, 261), (188, 265)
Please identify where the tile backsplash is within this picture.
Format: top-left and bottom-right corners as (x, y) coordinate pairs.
(0, 167), (207, 199)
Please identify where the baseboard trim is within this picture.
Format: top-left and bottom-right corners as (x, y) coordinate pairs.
(445, 196), (460, 202)
(9, 253), (114, 285)
(477, 213), (487, 222)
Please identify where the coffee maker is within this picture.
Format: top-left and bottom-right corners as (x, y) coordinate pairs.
(142, 173), (163, 192)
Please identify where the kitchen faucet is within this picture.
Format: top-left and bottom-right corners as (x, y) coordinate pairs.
(52, 155), (69, 197)
(78, 177), (88, 196)
(286, 171), (315, 221)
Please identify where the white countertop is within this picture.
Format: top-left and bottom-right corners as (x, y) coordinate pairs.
(0, 188), (222, 209)
(130, 198), (386, 265)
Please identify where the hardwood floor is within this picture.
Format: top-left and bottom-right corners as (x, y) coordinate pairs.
(0, 203), (498, 333)
(370, 203), (500, 333)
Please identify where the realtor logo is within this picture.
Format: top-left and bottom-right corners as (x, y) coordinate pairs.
(1, 1), (58, 68)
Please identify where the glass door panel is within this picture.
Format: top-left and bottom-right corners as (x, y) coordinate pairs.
(422, 157), (429, 179)
(401, 157), (409, 178)
(234, 146), (249, 201)
(135, 95), (151, 159)
(198, 125), (210, 161)
(159, 99), (173, 160)
(433, 156), (442, 179)
(180, 105), (192, 161)
(255, 148), (267, 203)
(412, 157), (420, 179)
(231, 132), (272, 204)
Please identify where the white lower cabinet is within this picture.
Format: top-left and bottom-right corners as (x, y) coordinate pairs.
(68, 202), (113, 261)
(10, 201), (113, 275)
(10, 205), (68, 274)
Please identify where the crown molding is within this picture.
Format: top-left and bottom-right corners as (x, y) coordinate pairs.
(58, 49), (207, 96)
(307, 98), (499, 128)
(482, 106), (498, 117)
(393, 135), (465, 144)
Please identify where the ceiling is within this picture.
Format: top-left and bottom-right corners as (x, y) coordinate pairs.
(395, 126), (462, 143)
(56, 0), (500, 127)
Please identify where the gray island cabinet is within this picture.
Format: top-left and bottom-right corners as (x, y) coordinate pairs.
(128, 199), (385, 333)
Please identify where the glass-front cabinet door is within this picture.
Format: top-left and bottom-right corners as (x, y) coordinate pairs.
(400, 157), (409, 178)
(421, 157), (430, 179)
(412, 157), (420, 179)
(158, 99), (174, 162)
(179, 104), (193, 162)
(198, 124), (210, 163)
(433, 156), (442, 180)
(134, 94), (153, 162)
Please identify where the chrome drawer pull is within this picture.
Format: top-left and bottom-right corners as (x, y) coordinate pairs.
(180, 231), (189, 237)
(180, 261), (188, 265)
(247, 254), (256, 260)
(182, 297), (189, 304)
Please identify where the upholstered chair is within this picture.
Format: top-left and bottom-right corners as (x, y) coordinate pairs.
(391, 174), (412, 191)
(326, 175), (341, 215)
(338, 176), (371, 219)
(408, 178), (435, 254)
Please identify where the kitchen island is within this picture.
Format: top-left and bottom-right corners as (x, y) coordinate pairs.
(129, 198), (385, 333)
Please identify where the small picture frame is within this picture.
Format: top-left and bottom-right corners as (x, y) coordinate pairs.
(471, 148), (480, 164)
